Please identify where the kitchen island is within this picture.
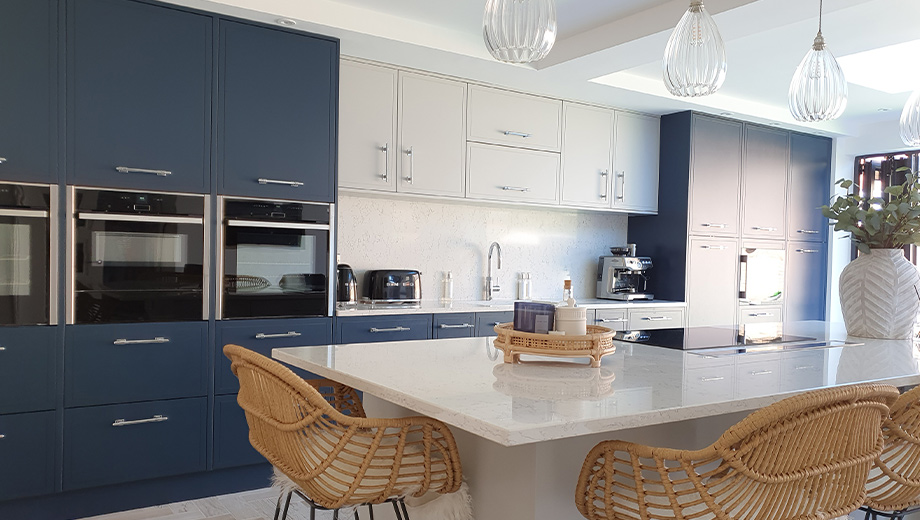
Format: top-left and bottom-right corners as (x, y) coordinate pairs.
(272, 322), (920, 519)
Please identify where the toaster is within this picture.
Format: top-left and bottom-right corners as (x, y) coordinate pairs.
(364, 270), (422, 302)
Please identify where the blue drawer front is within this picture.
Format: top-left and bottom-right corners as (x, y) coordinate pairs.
(475, 311), (514, 337)
(337, 315), (431, 344)
(0, 411), (56, 501)
(213, 394), (264, 469)
(65, 322), (208, 407)
(433, 313), (476, 339)
(0, 326), (56, 414)
(216, 318), (332, 394)
(63, 397), (207, 490)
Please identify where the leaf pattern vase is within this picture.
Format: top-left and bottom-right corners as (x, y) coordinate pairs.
(839, 248), (920, 339)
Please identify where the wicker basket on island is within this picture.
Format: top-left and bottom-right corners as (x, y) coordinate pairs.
(492, 323), (616, 367)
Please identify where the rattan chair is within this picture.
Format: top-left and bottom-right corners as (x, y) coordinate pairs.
(576, 383), (900, 520)
(862, 385), (920, 520)
(224, 344), (463, 520)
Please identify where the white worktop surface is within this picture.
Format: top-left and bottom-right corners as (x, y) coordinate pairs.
(335, 298), (685, 316)
(272, 321), (920, 447)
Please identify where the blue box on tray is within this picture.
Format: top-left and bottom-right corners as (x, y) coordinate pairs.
(513, 301), (556, 334)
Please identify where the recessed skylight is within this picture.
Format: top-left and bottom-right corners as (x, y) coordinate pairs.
(838, 40), (920, 94)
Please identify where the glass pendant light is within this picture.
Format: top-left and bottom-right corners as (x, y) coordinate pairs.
(483, 0), (557, 64)
(900, 89), (920, 146)
(662, 1), (727, 97)
(788, 0), (847, 122)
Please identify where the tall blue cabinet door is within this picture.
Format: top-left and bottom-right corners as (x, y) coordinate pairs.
(788, 133), (832, 242)
(67, 0), (212, 192)
(0, 327), (57, 414)
(785, 241), (828, 321)
(218, 21), (337, 202)
(0, 0), (57, 183)
(0, 411), (57, 501)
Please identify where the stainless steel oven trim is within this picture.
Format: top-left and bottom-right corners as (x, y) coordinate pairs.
(77, 213), (204, 225)
(0, 209), (49, 218)
(225, 220), (329, 231)
(220, 194), (332, 207)
(216, 196), (226, 320)
(49, 185), (58, 326)
(202, 196), (211, 321)
(328, 203), (336, 317)
(65, 186), (75, 325)
(71, 186), (208, 198)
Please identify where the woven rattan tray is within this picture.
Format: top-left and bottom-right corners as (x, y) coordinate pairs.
(492, 323), (615, 367)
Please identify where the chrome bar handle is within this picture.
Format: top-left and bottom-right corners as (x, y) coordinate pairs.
(113, 337), (169, 345)
(370, 326), (410, 333)
(439, 323), (475, 329)
(116, 166), (172, 177)
(0, 434), (5, 439)
(502, 130), (531, 138)
(700, 376), (724, 382)
(0, 157), (6, 164)
(258, 178), (304, 187)
(255, 331), (302, 340)
(0, 346), (5, 351)
(381, 143), (389, 181)
(700, 223), (727, 228)
(750, 370), (773, 376)
(750, 226), (778, 231)
(112, 415), (168, 427)
(700, 245), (727, 250)
(795, 248), (820, 253)
(746, 312), (775, 317)
(600, 170), (609, 200)
(404, 147), (414, 184)
(501, 186), (530, 192)
(640, 316), (672, 321)
(596, 318), (627, 323)
(616, 171), (625, 201)
(796, 229), (820, 234)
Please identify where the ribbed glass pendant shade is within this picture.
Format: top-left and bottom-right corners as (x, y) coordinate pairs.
(900, 89), (920, 146)
(662, 1), (727, 97)
(788, 1), (847, 122)
(483, 0), (557, 64)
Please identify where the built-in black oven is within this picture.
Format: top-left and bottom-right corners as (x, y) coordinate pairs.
(218, 197), (333, 320)
(0, 182), (57, 326)
(66, 188), (207, 324)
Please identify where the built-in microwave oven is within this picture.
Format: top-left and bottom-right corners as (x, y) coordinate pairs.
(739, 241), (785, 305)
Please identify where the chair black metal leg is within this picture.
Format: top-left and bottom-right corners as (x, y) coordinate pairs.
(273, 493), (283, 520)
(279, 491), (293, 520)
(309, 503), (316, 520)
(399, 499), (410, 520)
(354, 507), (360, 520)
(392, 500), (404, 520)
(367, 504), (375, 520)
(333, 509), (339, 520)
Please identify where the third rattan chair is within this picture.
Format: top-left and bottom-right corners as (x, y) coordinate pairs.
(224, 344), (463, 520)
(862, 385), (920, 520)
(576, 383), (900, 520)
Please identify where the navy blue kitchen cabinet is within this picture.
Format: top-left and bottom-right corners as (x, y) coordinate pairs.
(0, 0), (58, 183)
(785, 241), (828, 321)
(65, 322), (208, 407)
(433, 313), (476, 338)
(67, 0), (212, 192)
(0, 327), (57, 414)
(336, 315), (432, 344)
(0, 411), (57, 501)
(217, 20), (338, 202)
(788, 132), (832, 242)
(63, 397), (208, 490)
(475, 311), (514, 337)
(213, 394), (263, 469)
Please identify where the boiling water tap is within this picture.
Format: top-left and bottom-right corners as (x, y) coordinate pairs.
(485, 242), (502, 300)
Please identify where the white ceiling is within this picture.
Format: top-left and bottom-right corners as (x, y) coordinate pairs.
(164, 0), (920, 138)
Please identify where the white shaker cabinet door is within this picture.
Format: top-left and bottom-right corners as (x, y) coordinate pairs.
(560, 102), (613, 208)
(397, 72), (466, 197)
(466, 143), (560, 204)
(687, 237), (740, 327)
(467, 85), (562, 152)
(688, 116), (742, 235)
(613, 112), (660, 214)
(338, 61), (397, 192)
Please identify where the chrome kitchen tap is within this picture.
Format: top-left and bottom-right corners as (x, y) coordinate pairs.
(485, 241), (502, 300)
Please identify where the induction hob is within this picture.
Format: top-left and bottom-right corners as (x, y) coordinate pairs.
(612, 325), (816, 351)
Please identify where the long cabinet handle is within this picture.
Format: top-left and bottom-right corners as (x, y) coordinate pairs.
(640, 316), (672, 321)
(0, 434), (5, 439)
(0, 209), (49, 218)
(380, 144), (389, 181)
(501, 186), (530, 192)
(795, 248), (820, 254)
(746, 312), (775, 317)
(596, 318), (627, 323)
(256, 331), (302, 339)
(600, 170), (609, 200)
(700, 245), (727, 250)
(370, 326), (410, 333)
(0, 346), (5, 351)
(750, 226), (778, 231)
(113, 337), (169, 345)
(750, 370), (773, 376)
(258, 178), (304, 187)
(78, 213), (203, 225)
(700, 223), (727, 229)
(0, 157), (6, 164)
(700, 376), (724, 382)
(797, 229), (820, 234)
(116, 166), (172, 177)
(404, 147), (414, 184)
(502, 130), (531, 138)
(112, 415), (168, 427)
(616, 171), (625, 201)
(439, 323), (475, 329)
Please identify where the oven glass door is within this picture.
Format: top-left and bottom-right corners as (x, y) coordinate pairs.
(222, 222), (328, 319)
(73, 217), (204, 323)
(0, 213), (49, 325)
(739, 246), (785, 305)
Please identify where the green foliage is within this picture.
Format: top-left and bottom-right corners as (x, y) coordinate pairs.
(821, 167), (920, 254)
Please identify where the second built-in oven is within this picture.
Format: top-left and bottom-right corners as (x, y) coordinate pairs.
(67, 188), (208, 324)
(739, 241), (785, 306)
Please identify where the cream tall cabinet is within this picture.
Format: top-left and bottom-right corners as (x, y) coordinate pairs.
(338, 60), (397, 192)
(613, 112), (659, 214)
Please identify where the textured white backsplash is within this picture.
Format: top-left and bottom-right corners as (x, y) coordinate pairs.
(336, 194), (628, 301)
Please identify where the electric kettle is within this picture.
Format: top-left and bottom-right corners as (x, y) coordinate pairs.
(336, 264), (357, 304)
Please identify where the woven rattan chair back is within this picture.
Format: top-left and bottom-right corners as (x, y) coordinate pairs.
(577, 383), (900, 520)
(224, 344), (462, 510)
(864, 385), (920, 513)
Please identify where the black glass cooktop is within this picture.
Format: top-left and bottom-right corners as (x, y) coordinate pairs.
(612, 326), (816, 350)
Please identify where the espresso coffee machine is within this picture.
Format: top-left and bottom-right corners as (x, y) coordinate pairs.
(596, 247), (654, 300)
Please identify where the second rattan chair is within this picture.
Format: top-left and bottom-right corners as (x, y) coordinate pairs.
(576, 383), (900, 520)
(224, 344), (463, 520)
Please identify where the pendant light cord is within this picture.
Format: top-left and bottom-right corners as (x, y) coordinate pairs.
(818, 0), (823, 34)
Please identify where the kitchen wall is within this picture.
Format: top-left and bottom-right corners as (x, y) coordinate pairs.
(336, 194), (628, 301)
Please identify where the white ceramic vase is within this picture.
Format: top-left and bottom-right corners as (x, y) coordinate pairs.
(839, 248), (920, 339)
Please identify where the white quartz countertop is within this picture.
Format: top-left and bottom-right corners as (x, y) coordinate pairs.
(273, 321), (920, 447)
(335, 298), (686, 316)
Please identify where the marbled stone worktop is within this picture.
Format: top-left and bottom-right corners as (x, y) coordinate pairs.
(335, 298), (685, 316)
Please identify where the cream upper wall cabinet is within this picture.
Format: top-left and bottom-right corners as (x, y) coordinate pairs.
(397, 72), (466, 198)
(560, 102), (613, 208)
(338, 61), (397, 192)
(613, 112), (660, 214)
(688, 116), (743, 235)
(466, 143), (559, 204)
(467, 85), (562, 152)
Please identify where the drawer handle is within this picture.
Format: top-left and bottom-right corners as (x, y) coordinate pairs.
(112, 415), (169, 427)
(700, 245), (727, 250)
(370, 326), (410, 333)
(255, 331), (302, 340)
(641, 316), (672, 321)
(0, 346), (5, 351)
(501, 186), (530, 192)
(113, 337), (169, 345)
(797, 229), (820, 234)
(258, 178), (304, 187)
(751, 226), (777, 231)
(596, 318), (627, 323)
(502, 130), (531, 138)
(439, 323), (475, 329)
(116, 166), (172, 177)
(795, 365), (815, 370)
(750, 370), (773, 376)
(795, 249), (820, 254)
(0, 157), (7, 164)
(700, 376), (724, 382)
(747, 312), (774, 317)
(0, 434), (4, 439)
(700, 223), (727, 229)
